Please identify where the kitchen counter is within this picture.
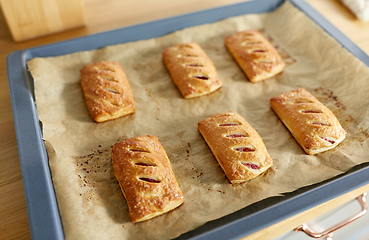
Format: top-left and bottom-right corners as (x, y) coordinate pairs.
(1, 0), (369, 239)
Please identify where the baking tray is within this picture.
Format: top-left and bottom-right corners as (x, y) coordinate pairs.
(7, 0), (369, 239)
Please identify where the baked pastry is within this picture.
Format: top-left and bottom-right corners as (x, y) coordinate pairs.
(111, 135), (184, 223)
(225, 30), (285, 83)
(80, 61), (135, 122)
(198, 111), (273, 184)
(162, 42), (222, 99)
(270, 88), (347, 155)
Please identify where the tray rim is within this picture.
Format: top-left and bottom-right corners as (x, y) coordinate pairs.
(6, 0), (369, 239)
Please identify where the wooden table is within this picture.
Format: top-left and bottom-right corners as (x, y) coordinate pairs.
(1, 0), (368, 239)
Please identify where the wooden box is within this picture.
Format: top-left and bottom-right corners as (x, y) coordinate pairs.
(0, 0), (86, 42)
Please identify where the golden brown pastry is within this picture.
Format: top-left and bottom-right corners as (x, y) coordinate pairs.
(198, 111), (273, 184)
(111, 135), (184, 223)
(225, 30), (285, 83)
(270, 88), (347, 155)
(80, 61), (135, 122)
(162, 42), (222, 99)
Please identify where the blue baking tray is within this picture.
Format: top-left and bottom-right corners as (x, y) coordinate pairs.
(7, 0), (369, 239)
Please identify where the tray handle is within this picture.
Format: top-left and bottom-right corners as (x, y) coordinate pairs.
(294, 192), (367, 239)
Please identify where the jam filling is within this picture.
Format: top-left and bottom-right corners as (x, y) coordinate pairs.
(139, 177), (160, 183)
(252, 49), (267, 53)
(233, 147), (255, 152)
(135, 162), (156, 167)
(219, 123), (240, 127)
(130, 149), (150, 153)
(301, 110), (322, 114)
(321, 137), (335, 144)
(312, 122), (330, 126)
(242, 162), (259, 170)
(105, 88), (120, 94)
(186, 64), (203, 67)
(193, 76), (209, 80)
(136, 163), (149, 166)
(226, 134), (248, 138)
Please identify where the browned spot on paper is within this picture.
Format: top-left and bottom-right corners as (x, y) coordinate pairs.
(72, 144), (129, 223)
(314, 87), (346, 111)
(348, 122), (369, 143)
(116, 135), (127, 143)
(360, 127), (369, 139)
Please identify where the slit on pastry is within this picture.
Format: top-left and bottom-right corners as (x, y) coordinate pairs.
(111, 135), (184, 222)
(80, 61), (135, 122)
(162, 42), (222, 99)
(225, 30), (285, 83)
(270, 88), (347, 155)
(198, 111), (273, 184)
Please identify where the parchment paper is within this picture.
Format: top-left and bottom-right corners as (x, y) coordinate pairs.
(27, 1), (369, 239)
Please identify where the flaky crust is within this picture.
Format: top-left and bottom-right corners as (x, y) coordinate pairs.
(270, 88), (347, 155)
(111, 135), (184, 223)
(198, 111), (273, 184)
(80, 61), (135, 122)
(162, 42), (222, 99)
(225, 30), (285, 83)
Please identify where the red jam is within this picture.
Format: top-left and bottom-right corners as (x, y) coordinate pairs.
(106, 89), (120, 94)
(186, 64), (203, 67)
(226, 134), (248, 138)
(253, 49), (266, 53)
(135, 163), (150, 166)
(193, 76), (209, 80)
(242, 163), (259, 170)
(321, 137), (335, 144)
(312, 122), (330, 126)
(130, 149), (149, 153)
(301, 110), (322, 113)
(140, 178), (160, 183)
(233, 147), (255, 152)
(219, 123), (240, 126)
